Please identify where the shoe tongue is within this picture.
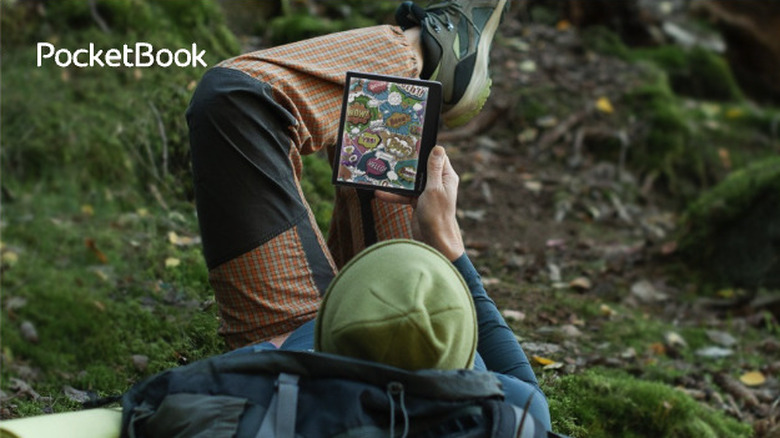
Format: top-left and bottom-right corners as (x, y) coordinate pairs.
(395, 1), (427, 29)
(420, 29), (443, 80)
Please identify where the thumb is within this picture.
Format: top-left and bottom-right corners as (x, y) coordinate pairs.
(425, 146), (446, 189)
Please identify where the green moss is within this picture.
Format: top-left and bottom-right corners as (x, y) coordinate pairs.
(267, 14), (342, 45)
(581, 26), (632, 60)
(623, 68), (697, 196)
(0, 185), (223, 409)
(546, 368), (753, 438)
(0, 0), (239, 200)
(582, 27), (742, 102)
(263, 0), (398, 45)
(582, 28), (776, 202)
(632, 46), (743, 102)
(677, 156), (780, 288)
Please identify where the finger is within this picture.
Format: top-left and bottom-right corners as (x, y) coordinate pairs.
(425, 145), (446, 189)
(440, 149), (459, 192)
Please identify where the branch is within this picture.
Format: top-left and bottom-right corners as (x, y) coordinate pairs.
(88, 0), (111, 34)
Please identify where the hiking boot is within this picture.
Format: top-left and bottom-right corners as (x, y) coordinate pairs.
(396, 0), (509, 127)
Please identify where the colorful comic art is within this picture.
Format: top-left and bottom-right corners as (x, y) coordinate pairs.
(336, 77), (431, 191)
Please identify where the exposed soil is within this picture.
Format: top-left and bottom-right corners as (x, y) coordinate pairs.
(441, 9), (779, 435)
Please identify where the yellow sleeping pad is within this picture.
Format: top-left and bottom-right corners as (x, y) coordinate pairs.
(0, 408), (121, 438)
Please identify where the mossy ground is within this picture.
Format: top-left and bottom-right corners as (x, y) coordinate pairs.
(546, 368), (753, 437)
(1, 1), (777, 437)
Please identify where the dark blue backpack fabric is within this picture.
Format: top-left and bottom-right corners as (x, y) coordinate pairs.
(120, 349), (555, 438)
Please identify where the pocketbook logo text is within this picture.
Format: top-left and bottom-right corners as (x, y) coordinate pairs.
(36, 42), (207, 68)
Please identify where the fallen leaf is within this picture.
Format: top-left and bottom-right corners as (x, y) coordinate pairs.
(91, 268), (109, 282)
(696, 346), (734, 359)
(556, 20), (572, 31)
(569, 277), (592, 291)
(600, 304), (617, 317)
(543, 362), (564, 370)
(595, 97), (614, 114)
(536, 115), (558, 129)
(739, 371), (765, 387)
(523, 180), (542, 194)
(532, 355), (556, 366)
(165, 257), (181, 268)
(548, 263), (561, 282)
(168, 231), (198, 247)
(650, 342), (666, 355)
(519, 60), (537, 73)
(85, 238), (108, 264)
(664, 331), (688, 349)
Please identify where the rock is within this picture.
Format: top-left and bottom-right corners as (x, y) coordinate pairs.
(630, 280), (668, 302)
(677, 157), (780, 288)
(132, 355), (149, 373)
(705, 329), (738, 348)
(502, 309), (526, 322)
(560, 324), (583, 338)
(20, 321), (38, 343)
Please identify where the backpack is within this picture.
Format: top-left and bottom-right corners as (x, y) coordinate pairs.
(119, 349), (555, 438)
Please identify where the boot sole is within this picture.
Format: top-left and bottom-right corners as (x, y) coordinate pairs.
(442, 0), (507, 128)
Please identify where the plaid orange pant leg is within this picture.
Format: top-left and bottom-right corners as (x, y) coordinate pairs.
(188, 26), (422, 348)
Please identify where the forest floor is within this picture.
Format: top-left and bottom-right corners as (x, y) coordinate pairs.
(441, 8), (779, 436)
(1, 1), (778, 436)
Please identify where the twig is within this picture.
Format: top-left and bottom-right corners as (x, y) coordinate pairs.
(148, 102), (169, 179)
(535, 108), (589, 152)
(617, 129), (629, 181)
(438, 106), (503, 143)
(88, 0), (111, 34)
(141, 136), (160, 182)
(714, 372), (760, 409)
(148, 184), (170, 211)
(568, 127), (586, 168)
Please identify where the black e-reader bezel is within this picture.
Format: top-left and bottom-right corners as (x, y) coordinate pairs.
(332, 71), (442, 196)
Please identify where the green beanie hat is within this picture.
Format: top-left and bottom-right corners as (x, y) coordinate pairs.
(314, 239), (477, 371)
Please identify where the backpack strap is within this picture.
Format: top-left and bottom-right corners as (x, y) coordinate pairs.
(256, 373), (300, 438)
(222, 350), (505, 400)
